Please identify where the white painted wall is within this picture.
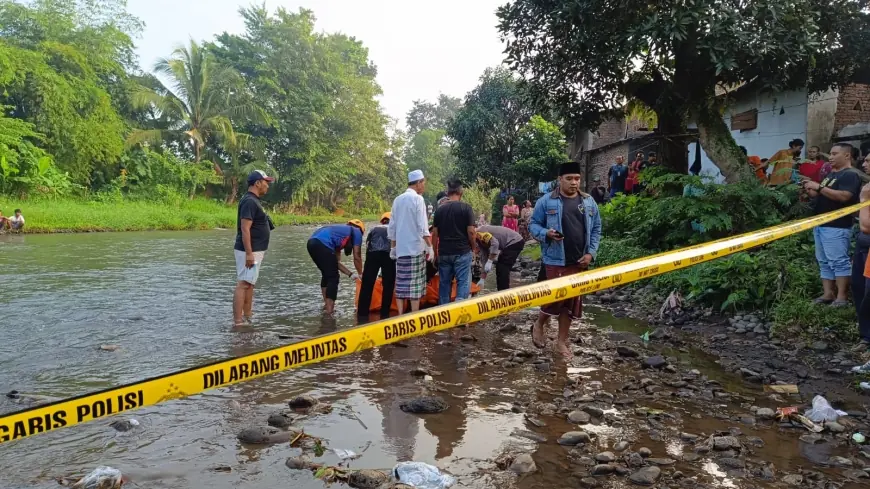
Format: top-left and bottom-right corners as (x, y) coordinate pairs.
(691, 88), (809, 181)
(807, 89), (839, 151)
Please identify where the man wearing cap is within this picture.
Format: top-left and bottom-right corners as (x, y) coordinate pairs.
(529, 161), (602, 357)
(388, 169), (434, 314)
(358, 212), (396, 318)
(233, 170), (275, 326)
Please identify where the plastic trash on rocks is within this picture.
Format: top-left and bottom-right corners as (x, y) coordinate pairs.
(332, 448), (359, 461)
(71, 466), (125, 489)
(393, 462), (456, 489)
(804, 395), (847, 423)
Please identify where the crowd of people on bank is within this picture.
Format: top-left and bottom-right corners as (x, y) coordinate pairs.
(231, 163), (603, 357)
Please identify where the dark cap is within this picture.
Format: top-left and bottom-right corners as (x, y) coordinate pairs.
(247, 170), (275, 185)
(559, 161), (582, 176)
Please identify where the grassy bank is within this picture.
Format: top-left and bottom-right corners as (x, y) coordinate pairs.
(0, 198), (376, 233)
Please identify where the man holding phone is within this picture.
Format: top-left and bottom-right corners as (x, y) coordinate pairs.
(529, 161), (602, 357)
(233, 170), (275, 326)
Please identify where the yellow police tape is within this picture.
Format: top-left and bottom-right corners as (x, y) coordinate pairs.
(2, 202), (868, 444)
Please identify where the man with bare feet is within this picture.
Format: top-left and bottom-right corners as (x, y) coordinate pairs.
(529, 161), (602, 358)
(233, 170), (275, 326)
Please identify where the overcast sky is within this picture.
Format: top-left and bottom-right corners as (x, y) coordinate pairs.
(127, 0), (508, 127)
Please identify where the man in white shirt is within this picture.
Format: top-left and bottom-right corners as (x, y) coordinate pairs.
(388, 169), (434, 315)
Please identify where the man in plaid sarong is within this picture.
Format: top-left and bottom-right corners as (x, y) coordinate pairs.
(388, 169), (435, 314)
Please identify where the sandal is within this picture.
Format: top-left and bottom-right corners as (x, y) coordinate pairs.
(813, 297), (834, 305)
(830, 300), (850, 308)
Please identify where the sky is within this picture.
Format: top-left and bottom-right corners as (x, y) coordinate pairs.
(126, 0), (508, 128)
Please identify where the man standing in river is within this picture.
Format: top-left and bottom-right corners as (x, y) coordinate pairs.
(233, 170), (275, 326)
(529, 161), (601, 358)
(388, 169), (434, 315)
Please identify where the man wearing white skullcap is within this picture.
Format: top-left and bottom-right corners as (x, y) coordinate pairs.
(387, 169), (434, 314)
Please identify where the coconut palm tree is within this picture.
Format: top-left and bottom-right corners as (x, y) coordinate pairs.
(127, 40), (255, 169)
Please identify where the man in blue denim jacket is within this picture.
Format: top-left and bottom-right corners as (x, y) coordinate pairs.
(529, 161), (602, 357)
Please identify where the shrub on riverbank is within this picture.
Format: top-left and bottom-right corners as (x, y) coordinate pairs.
(0, 198), (374, 233)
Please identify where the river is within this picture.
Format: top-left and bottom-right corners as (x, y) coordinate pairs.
(0, 227), (867, 488)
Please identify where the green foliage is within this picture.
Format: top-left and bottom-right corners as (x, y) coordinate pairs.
(593, 238), (649, 267)
(0, 113), (73, 196)
(404, 129), (455, 199)
(602, 169), (806, 250)
(0, 196), (374, 233)
(209, 6), (389, 209)
(0, 0), (135, 185)
(115, 148), (221, 200)
(449, 67), (537, 188)
(498, 0), (870, 175)
(461, 183), (498, 221)
(406, 95), (461, 137)
(772, 293), (859, 344)
(512, 115), (567, 189)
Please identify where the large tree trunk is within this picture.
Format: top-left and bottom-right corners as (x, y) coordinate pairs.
(655, 106), (689, 175)
(695, 103), (755, 183)
(225, 176), (239, 204)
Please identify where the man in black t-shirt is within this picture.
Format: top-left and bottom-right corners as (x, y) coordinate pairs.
(432, 179), (476, 305)
(802, 143), (861, 307)
(233, 170), (275, 326)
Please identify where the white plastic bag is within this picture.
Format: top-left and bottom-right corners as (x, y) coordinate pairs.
(804, 395), (847, 423)
(393, 462), (456, 489)
(71, 466), (124, 489)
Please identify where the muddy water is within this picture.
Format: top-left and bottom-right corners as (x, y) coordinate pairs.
(0, 229), (866, 488)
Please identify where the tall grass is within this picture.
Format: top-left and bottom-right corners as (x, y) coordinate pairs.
(0, 198), (375, 233)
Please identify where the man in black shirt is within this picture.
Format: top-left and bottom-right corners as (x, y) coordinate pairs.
(802, 143), (862, 307)
(233, 170), (275, 326)
(432, 179), (476, 304)
(358, 212), (396, 319)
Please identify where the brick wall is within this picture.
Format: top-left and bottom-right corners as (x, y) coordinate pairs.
(834, 83), (870, 133)
(585, 143), (630, 191)
(590, 119), (626, 150)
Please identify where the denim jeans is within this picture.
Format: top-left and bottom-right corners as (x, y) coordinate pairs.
(814, 226), (852, 280)
(438, 252), (472, 305)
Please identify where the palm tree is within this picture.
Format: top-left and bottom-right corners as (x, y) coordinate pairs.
(127, 40), (254, 169)
(218, 133), (274, 204)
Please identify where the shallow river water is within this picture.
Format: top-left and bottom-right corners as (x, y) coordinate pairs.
(0, 227), (866, 488)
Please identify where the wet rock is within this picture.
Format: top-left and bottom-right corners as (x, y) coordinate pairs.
(717, 458), (745, 469)
(682, 453), (701, 462)
(285, 456), (313, 470)
(615, 466), (630, 476)
(237, 426), (295, 444)
(638, 447), (652, 458)
(409, 367), (430, 377)
(755, 408), (776, 420)
(288, 395), (318, 409)
(745, 436), (764, 447)
(811, 341), (829, 351)
(614, 397), (635, 405)
(109, 419), (139, 432)
(511, 430), (547, 443)
(825, 421), (846, 433)
(614, 441), (630, 452)
(509, 453), (537, 474)
(525, 415), (546, 428)
(643, 356), (668, 369)
(267, 411), (295, 428)
(626, 452), (644, 468)
(800, 434), (824, 444)
(558, 431), (591, 445)
(827, 456), (852, 467)
(595, 452), (616, 463)
(782, 474), (803, 486)
(579, 477), (599, 487)
(99, 345), (121, 352)
(573, 456), (596, 466)
(680, 433), (699, 442)
(399, 397), (448, 414)
(629, 466), (661, 486)
(534, 362), (551, 373)
(568, 410), (591, 424)
(348, 469), (389, 489)
(712, 436), (741, 451)
(591, 464), (615, 475)
(844, 469), (869, 479)
(460, 334), (477, 342)
(582, 406), (605, 418)
(617, 346), (640, 358)
(647, 458), (676, 466)
(210, 464), (232, 472)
